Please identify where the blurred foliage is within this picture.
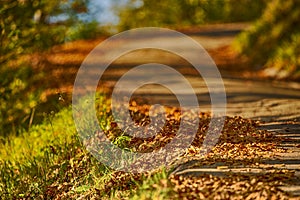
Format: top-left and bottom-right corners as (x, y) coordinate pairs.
(234, 0), (300, 79)
(66, 20), (109, 41)
(0, 0), (104, 136)
(0, 62), (41, 136)
(0, 0), (92, 64)
(115, 0), (266, 30)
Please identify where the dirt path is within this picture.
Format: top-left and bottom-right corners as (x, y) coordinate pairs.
(38, 23), (300, 196)
(102, 24), (300, 196)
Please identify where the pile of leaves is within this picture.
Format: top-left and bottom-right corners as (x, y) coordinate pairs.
(88, 100), (294, 198)
(171, 171), (292, 199)
(93, 101), (285, 163)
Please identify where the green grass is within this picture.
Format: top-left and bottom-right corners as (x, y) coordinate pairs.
(0, 106), (90, 198)
(130, 170), (174, 200)
(0, 95), (175, 199)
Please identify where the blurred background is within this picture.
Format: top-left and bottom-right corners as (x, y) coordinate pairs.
(1, 0), (299, 136)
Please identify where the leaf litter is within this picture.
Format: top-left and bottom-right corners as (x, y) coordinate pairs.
(88, 100), (299, 199)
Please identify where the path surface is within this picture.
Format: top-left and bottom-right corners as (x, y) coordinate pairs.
(95, 23), (300, 196)
(44, 23), (300, 196)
